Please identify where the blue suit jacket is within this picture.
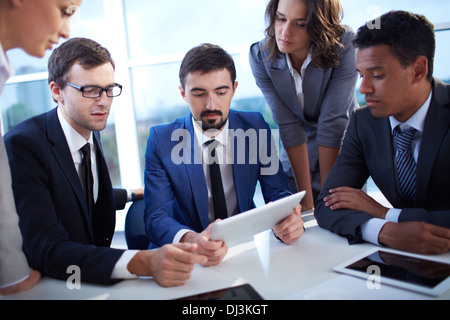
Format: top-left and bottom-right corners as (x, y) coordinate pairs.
(144, 110), (291, 247)
(315, 79), (450, 244)
(4, 108), (126, 285)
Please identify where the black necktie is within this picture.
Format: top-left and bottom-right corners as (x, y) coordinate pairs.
(80, 143), (94, 218)
(205, 139), (228, 220)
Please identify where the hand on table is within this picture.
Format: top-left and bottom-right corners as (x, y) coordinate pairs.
(324, 186), (389, 219)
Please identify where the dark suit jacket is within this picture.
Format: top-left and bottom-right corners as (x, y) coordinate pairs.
(4, 108), (127, 285)
(144, 110), (291, 247)
(315, 78), (450, 244)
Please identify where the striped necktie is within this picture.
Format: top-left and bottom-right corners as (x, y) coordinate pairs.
(393, 126), (417, 204)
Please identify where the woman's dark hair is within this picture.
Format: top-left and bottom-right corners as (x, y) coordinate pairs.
(353, 10), (435, 82)
(264, 0), (345, 69)
(48, 37), (115, 87)
(179, 43), (236, 89)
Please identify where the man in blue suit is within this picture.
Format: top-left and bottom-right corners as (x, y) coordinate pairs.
(144, 44), (304, 266)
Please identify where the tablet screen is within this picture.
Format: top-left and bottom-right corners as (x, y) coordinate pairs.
(345, 250), (450, 289)
(176, 284), (264, 300)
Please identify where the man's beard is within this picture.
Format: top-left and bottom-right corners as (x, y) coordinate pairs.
(200, 110), (227, 132)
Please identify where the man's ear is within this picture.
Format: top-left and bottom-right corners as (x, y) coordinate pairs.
(179, 85), (187, 102)
(411, 56), (429, 84)
(233, 80), (238, 93)
(49, 81), (63, 104)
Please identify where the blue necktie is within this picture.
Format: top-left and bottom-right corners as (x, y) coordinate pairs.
(394, 126), (417, 204)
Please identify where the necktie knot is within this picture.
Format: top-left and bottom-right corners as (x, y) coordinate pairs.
(394, 126), (416, 151)
(80, 143), (91, 158)
(204, 139), (220, 162)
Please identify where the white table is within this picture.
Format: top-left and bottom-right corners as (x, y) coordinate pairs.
(2, 212), (450, 300)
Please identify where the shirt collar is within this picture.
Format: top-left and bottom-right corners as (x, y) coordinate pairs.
(0, 41), (15, 95)
(286, 51), (312, 78)
(389, 90), (432, 133)
(57, 107), (94, 156)
(191, 116), (229, 147)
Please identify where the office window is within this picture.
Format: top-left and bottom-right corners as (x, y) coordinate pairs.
(1, 1), (449, 229)
(341, 0), (450, 105)
(0, 0), (123, 186)
(123, 0), (269, 170)
(434, 31), (450, 83)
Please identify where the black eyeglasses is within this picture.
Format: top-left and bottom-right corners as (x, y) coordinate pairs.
(64, 82), (123, 98)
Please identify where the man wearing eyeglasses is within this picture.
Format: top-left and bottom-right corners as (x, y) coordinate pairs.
(4, 38), (207, 287)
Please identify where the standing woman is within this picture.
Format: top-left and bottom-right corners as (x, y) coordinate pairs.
(249, 0), (358, 210)
(0, 0), (82, 295)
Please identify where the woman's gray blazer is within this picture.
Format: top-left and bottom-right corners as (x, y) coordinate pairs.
(249, 26), (359, 193)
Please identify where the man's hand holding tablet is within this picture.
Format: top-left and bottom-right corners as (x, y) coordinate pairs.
(272, 203), (304, 244)
(181, 223), (228, 267)
(180, 192), (306, 266)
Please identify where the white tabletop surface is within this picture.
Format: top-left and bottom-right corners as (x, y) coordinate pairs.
(2, 212), (450, 300)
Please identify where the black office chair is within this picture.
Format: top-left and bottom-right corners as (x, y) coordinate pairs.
(124, 199), (150, 249)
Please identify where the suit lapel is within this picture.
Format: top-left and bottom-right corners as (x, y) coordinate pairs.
(46, 109), (94, 239)
(416, 81), (450, 205)
(184, 114), (209, 229)
(269, 55), (324, 121)
(303, 64), (325, 119)
(92, 132), (116, 245)
(229, 111), (247, 213)
(372, 116), (403, 203)
(268, 57), (304, 120)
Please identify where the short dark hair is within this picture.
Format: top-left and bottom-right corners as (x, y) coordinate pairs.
(48, 37), (115, 88)
(179, 43), (236, 89)
(353, 10), (435, 82)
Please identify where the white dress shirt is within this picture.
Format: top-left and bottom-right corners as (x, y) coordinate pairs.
(361, 91), (432, 245)
(285, 51), (312, 112)
(0, 42), (14, 96)
(57, 108), (99, 202)
(172, 118), (239, 243)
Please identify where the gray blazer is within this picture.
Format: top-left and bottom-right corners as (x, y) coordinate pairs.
(0, 132), (30, 287)
(249, 26), (358, 192)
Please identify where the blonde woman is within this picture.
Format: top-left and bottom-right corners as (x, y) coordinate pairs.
(0, 0), (81, 295)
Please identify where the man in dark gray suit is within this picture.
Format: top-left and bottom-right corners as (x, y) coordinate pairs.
(315, 11), (450, 255)
(5, 38), (206, 287)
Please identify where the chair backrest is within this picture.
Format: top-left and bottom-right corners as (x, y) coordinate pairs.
(124, 199), (150, 249)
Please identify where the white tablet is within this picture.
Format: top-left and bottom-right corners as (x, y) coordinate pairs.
(209, 191), (305, 246)
(333, 247), (450, 297)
